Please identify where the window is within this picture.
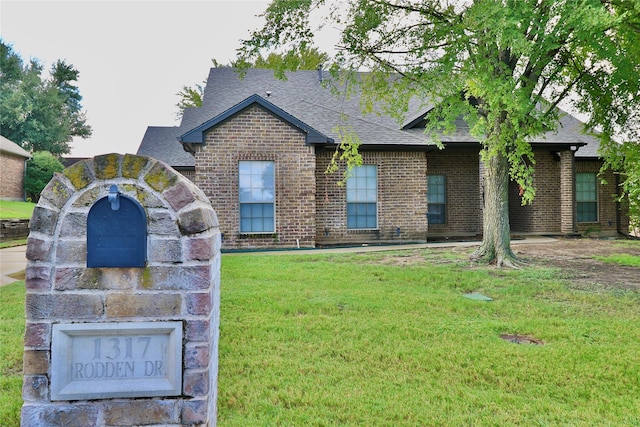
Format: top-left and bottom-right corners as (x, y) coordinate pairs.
(239, 161), (275, 233)
(427, 175), (446, 224)
(346, 165), (377, 229)
(576, 172), (597, 222)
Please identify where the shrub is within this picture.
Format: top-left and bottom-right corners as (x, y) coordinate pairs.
(24, 151), (64, 202)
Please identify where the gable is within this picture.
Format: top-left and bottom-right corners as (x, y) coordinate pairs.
(179, 94), (332, 145)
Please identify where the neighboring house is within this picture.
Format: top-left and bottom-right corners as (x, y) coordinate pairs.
(0, 135), (31, 201)
(137, 67), (629, 250)
(61, 157), (90, 169)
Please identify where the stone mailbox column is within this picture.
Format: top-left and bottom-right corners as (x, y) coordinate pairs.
(22, 154), (220, 427)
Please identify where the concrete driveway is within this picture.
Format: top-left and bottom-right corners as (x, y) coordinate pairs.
(0, 245), (26, 286)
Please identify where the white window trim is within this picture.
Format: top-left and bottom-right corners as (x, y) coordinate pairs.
(346, 165), (378, 230)
(238, 160), (276, 234)
(576, 172), (599, 223)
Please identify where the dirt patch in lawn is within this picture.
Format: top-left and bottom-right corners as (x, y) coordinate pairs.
(375, 237), (640, 291)
(511, 238), (640, 290)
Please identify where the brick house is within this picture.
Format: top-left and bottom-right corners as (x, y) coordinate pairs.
(137, 68), (629, 249)
(0, 135), (31, 201)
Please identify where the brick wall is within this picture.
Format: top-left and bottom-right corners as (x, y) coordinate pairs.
(425, 146), (482, 237)
(506, 152), (625, 236)
(0, 151), (27, 200)
(175, 167), (195, 182)
(559, 151), (575, 233)
(191, 107), (630, 247)
(575, 159), (622, 234)
(509, 150), (563, 234)
(426, 147), (627, 237)
(315, 149), (428, 245)
(22, 154), (221, 426)
(194, 105), (317, 250)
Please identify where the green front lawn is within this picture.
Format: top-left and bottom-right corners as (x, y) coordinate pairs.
(216, 251), (640, 426)
(0, 200), (35, 220)
(0, 282), (25, 427)
(1, 248), (639, 426)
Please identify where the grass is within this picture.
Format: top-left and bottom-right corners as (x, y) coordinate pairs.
(217, 250), (640, 426)
(0, 239), (27, 250)
(1, 248), (640, 426)
(0, 200), (35, 220)
(614, 239), (640, 249)
(0, 282), (25, 427)
(599, 240), (640, 266)
(595, 253), (640, 267)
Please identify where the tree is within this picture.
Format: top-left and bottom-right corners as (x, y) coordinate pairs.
(242, 45), (329, 78)
(0, 40), (92, 155)
(601, 140), (640, 232)
(238, 0), (640, 267)
(24, 151), (64, 202)
(175, 48), (329, 119)
(175, 83), (205, 120)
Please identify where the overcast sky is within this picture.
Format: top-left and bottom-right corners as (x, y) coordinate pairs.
(0, 0), (280, 157)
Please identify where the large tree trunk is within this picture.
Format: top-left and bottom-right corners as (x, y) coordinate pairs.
(470, 151), (522, 267)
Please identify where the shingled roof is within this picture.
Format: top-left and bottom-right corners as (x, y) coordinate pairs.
(137, 126), (194, 168)
(137, 67), (601, 165)
(1, 136), (31, 158)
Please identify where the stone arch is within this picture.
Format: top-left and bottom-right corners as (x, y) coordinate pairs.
(23, 153), (221, 426)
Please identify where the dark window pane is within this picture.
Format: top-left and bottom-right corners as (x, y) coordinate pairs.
(576, 173), (597, 222)
(427, 176), (446, 224)
(346, 166), (377, 229)
(577, 202), (597, 222)
(428, 203), (446, 225)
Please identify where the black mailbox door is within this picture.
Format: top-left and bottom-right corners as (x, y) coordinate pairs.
(87, 195), (147, 268)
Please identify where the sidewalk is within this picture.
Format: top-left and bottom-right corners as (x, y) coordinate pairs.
(0, 245), (27, 286)
(224, 235), (558, 255)
(0, 236), (558, 286)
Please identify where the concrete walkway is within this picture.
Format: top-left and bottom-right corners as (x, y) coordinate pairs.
(0, 236), (558, 286)
(224, 235), (558, 255)
(0, 245), (28, 286)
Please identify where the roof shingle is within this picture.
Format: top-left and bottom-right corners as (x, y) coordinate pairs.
(137, 67), (602, 165)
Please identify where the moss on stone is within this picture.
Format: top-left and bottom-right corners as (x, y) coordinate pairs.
(122, 154), (148, 179)
(43, 178), (73, 209)
(120, 183), (137, 193)
(49, 179), (67, 196)
(72, 187), (101, 207)
(78, 269), (103, 290)
(63, 162), (93, 190)
(144, 162), (177, 192)
(138, 190), (164, 208)
(119, 184), (162, 207)
(141, 267), (153, 289)
(94, 154), (121, 179)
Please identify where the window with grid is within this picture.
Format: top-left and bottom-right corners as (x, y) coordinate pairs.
(346, 165), (377, 229)
(576, 172), (597, 222)
(427, 175), (446, 224)
(239, 161), (275, 233)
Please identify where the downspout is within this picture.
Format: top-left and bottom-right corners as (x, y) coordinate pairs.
(23, 155), (30, 201)
(615, 173), (622, 235)
(571, 148), (577, 233)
